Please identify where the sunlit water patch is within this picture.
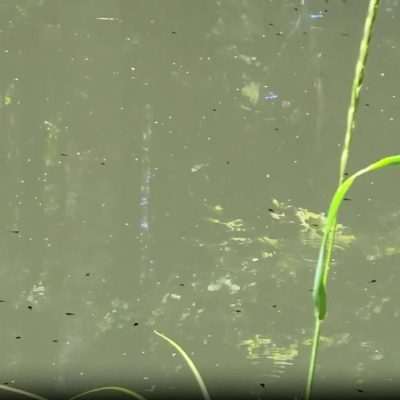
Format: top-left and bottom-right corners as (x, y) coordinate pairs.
(239, 332), (351, 381)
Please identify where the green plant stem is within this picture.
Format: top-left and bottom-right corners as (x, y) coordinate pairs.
(0, 384), (48, 400)
(304, 318), (321, 400)
(305, 154), (400, 399)
(69, 386), (147, 400)
(305, 1), (380, 399)
(154, 330), (211, 400)
(339, 0), (381, 184)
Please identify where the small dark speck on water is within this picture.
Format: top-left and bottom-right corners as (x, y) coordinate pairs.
(226, 160), (230, 165)
(260, 383), (266, 389)
(133, 322), (139, 326)
(100, 161), (106, 165)
(179, 283), (184, 286)
(235, 309), (241, 313)
(212, 108), (216, 111)
(85, 272), (91, 277)
(52, 339), (59, 343)
(15, 336), (22, 339)
(27, 305), (32, 310)
(0, 300), (6, 303)
(344, 172), (350, 176)
(275, 32), (283, 36)
(60, 152), (68, 157)
(3, 383), (9, 385)
(365, 103), (370, 107)
(344, 197), (352, 201)
(171, 31), (176, 34)
(356, 389), (364, 393)
(311, 223), (319, 227)
(370, 279), (377, 283)
(272, 304), (277, 308)
(268, 208), (275, 213)
(65, 312), (75, 316)
(10, 230), (20, 234)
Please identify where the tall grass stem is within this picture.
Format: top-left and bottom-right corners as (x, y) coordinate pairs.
(305, 1), (381, 399)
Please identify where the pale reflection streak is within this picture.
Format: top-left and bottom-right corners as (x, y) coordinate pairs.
(138, 104), (154, 284)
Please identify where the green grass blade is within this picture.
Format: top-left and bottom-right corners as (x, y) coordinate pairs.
(307, 155), (399, 400)
(313, 154), (400, 320)
(305, 2), (381, 399)
(0, 384), (48, 400)
(68, 386), (147, 400)
(153, 330), (211, 400)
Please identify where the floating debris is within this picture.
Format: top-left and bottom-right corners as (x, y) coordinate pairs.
(191, 163), (208, 173)
(95, 17), (119, 21)
(264, 91), (279, 101)
(310, 12), (324, 19)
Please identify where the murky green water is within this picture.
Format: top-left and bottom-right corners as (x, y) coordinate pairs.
(1, 0), (400, 398)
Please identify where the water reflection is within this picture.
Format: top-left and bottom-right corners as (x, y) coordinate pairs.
(190, 199), (356, 378)
(138, 104), (154, 284)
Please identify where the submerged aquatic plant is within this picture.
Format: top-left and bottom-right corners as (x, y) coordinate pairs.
(304, 1), (395, 399)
